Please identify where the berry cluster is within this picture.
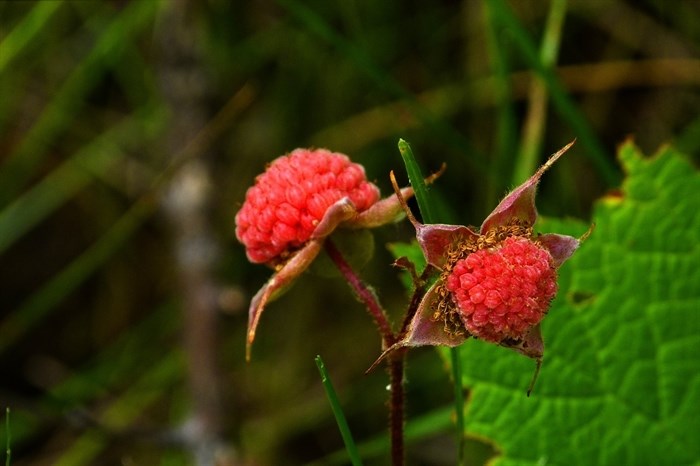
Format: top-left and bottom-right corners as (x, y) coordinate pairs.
(235, 148), (379, 264)
(446, 236), (557, 342)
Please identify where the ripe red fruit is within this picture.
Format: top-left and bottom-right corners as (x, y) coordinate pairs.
(237, 147), (422, 360)
(376, 141), (586, 372)
(236, 148), (380, 264)
(446, 236), (557, 342)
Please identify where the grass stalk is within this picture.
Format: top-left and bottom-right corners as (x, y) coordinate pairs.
(514, 0), (569, 184)
(315, 356), (364, 466)
(324, 239), (403, 464)
(398, 139), (465, 465)
(487, 0), (619, 185)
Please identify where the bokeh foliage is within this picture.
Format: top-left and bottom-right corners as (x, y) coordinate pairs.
(1, 1), (699, 465)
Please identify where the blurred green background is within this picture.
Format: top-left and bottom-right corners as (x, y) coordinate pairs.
(0, 0), (698, 465)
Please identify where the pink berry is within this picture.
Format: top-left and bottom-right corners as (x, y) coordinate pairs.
(235, 148), (380, 264)
(446, 236), (557, 343)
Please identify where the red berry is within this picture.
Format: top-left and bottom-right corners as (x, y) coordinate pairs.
(446, 236), (557, 343)
(235, 149), (380, 264)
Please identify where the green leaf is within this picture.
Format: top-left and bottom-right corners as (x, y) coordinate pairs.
(450, 142), (700, 465)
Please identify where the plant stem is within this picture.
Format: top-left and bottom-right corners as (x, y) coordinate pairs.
(450, 347), (465, 465)
(324, 239), (394, 346)
(324, 239), (404, 465)
(398, 139), (466, 464)
(5, 407), (10, 466)
(388, 353), (405, 466)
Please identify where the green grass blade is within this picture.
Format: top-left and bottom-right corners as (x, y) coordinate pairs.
(0, 0), (161, 205)
(397, 140), (465, 464)
(315, 355), (363, 466)
(397, 139), (436, 224)
(0, 106), (163, 255)
(514, 0), (568, 185)
(0, 1), (62, 73)
(487, 0), (619, 186)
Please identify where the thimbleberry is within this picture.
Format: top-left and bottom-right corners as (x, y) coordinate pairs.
(236, 148), (380, 264)
(382, 141), (586, 365)
(446, 236), (557, 343)
(236, 147), (419, 359)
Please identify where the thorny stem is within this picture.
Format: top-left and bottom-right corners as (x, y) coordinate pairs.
(324, 239), (395, 346)
(324, 239), (404, 465)
(392, 152), (466, 465)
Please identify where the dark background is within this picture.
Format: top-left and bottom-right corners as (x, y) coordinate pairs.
(1, 0), (698, 464)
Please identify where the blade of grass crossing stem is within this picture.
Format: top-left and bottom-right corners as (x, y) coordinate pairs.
(308, 405), (454, 466)
(4, 407), (9, 466)
(315, 356), (363, 466)
(486, 0), (619, 186)
(398, 140), (465, 464)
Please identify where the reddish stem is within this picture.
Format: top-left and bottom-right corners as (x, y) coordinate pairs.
(388, 353), (405, 466)
(324, 239), (395, 346)
(324, 239), (404, 465)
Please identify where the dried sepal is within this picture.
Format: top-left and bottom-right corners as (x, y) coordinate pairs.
(350, 186), (415, 229)
(480, 140), (574, 233)
(380, 141), (585, 385)
(246, 239), (324, 360)
(238, 149), (431, 360)
(537, 233), (581, 267)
